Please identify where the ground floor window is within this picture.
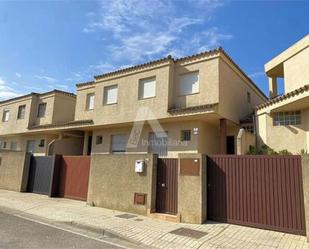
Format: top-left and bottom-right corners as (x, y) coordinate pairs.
(273, 110), (301, 126)
(111, 134), (127, 153)
(181, 130), (191, 141)
(10, 141), (18, 151)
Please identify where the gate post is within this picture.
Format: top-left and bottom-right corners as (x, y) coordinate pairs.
(49, 154), (62, 197)
(178, 153), (207, 224)
(301, 156), (309, 242)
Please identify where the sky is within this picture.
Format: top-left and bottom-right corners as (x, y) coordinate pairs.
(0, 0), (308, 100)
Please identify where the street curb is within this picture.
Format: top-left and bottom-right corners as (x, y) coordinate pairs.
(63, 220), (141, 246)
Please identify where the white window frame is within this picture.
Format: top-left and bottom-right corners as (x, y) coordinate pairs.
(179, 71), (199, 95)
(2, 109), (10, 122)
(139, 77), (156, 99)
(86, 93), (95, 110)
(111, 134), (127, 153)
(103, 85), (118, 105)
(273, 111), (301, 126)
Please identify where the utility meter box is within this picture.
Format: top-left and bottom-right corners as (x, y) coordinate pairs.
(135, 160), (145, 173)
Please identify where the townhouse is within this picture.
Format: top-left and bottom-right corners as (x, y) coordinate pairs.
(0, 90), (83, 155)
(256, 35), (309, 154)
(71, 48), (267, 157)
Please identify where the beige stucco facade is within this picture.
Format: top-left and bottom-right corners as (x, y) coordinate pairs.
(0, 48), (266, 157)
(0, 90), (78, 155)
(257, 35), (309, 154)
(75, 49), (266, 156)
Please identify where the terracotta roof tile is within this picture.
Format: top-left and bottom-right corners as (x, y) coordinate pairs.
(76, 80), (95, 88)
(0, 89), (76, 105)
(168, 103), (218, 114)
(28, 119), (93, 130)
(256, 84), (309, 110)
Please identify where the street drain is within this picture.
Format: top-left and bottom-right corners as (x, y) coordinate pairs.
(115, 214), (137, 219)
(134, 219), (143, 222)
(169, 228), (208, 239)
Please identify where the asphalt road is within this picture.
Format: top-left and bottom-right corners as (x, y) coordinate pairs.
(0, 211), (127, 249)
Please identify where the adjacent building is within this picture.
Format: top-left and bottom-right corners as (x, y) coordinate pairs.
(256, 35), (309, 154)
(0, 90), (82, 155)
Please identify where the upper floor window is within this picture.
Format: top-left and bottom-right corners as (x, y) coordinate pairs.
(111, 134), (127, 153)
(37, 103), (46, 118)
(139, 77), (156, 99)
(86, 93), (95, 110)
(179, 72), (199, 95)
(104, 85), (118, 105)
(17, 105), (26, 119)
(2, 110), (10, 122)
(273, 111), (301, 126)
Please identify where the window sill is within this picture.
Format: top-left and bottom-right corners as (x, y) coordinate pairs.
(103, 102), (118, 106)
(138, 96), (156, 101)
(178, 92), (200, 97)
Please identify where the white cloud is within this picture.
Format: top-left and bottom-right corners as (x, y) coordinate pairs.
(15, 72), (22, 78)
(83, 0), (231, 67)
(35, 75), (57, 83)
(249, 71), (265, 78)
(0, 77), (23, 100)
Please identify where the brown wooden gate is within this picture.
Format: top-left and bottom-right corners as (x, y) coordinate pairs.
(156, 158), (178, 215)
(207, 155), (306, 235)
(58, 156), (91, 201)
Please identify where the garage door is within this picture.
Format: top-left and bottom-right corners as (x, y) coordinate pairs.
(27, 156), (54, 195)
(58, 156), (91, 201)
(207, 155), (306, 235)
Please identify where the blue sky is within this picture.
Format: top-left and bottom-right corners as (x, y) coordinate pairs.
(0, 0), (308, 100)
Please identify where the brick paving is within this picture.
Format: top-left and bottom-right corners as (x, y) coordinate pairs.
(0, 190), (308, 249)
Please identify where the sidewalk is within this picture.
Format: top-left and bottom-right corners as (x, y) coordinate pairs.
(0, 190), (307, 249)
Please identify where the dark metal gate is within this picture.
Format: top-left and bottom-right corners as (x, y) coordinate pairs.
(207, 155), (306, 235)
(156, 158), (178, 215)
(27, 156), (54, 195)
(58, 156), (91, 201)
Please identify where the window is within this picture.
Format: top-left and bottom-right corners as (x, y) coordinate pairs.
(179, 72), (199, 95)
(273, 111), (301, 126)
(26, 140), (36, 153)
(111, 134), (127, 153)
(139, 77), (156, 99)
(10, 141), (17, 151)
(96, 135), (103, 145)
(38, 139), (45, 147)
(37, 103), (46, 118)
(2, 141), (7, 149)
(86, 93), (95, 110)
(17, 105), (26, 119)
(2, 110), (10, 122)
(104, 85), (118, 105)
(247, 92), (251, 103)
(181, 130), (191, 141)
